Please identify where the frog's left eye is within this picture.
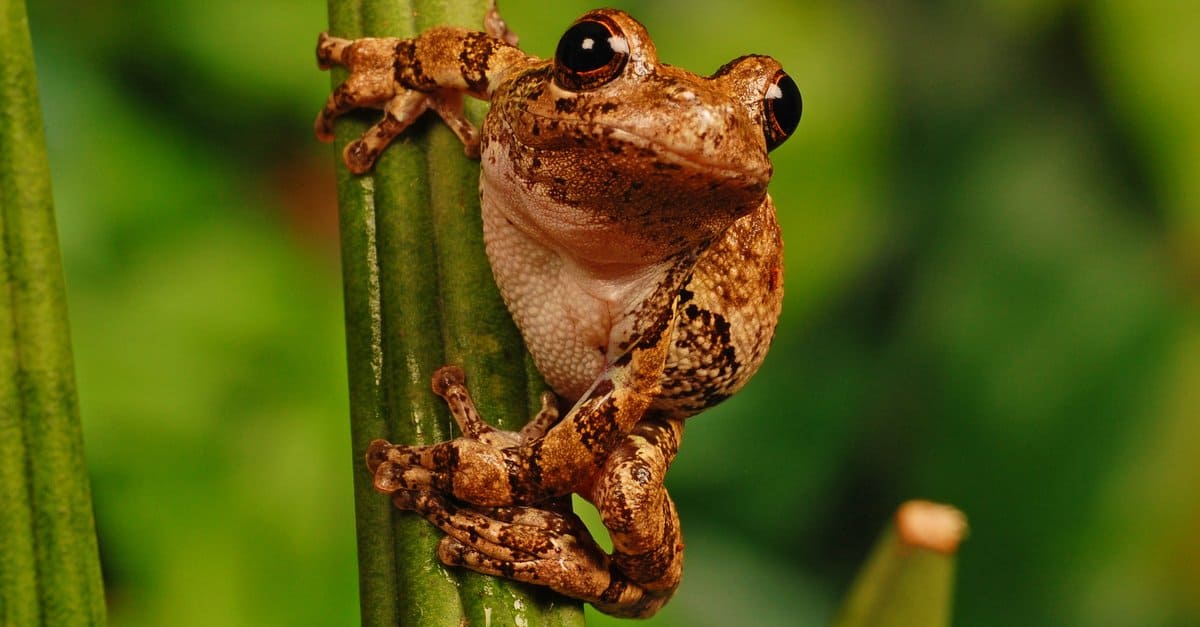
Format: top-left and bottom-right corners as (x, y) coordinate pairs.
(763, 70), (802, 151)
(554, 16), (629, 91)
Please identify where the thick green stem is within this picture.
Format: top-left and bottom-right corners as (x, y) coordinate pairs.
(0, 0), (107, 625)
(832, 501), (967, 627)
(325, 0), (585, 624)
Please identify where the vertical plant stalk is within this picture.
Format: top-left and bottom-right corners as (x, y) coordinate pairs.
(325, 0), (585, 624)
(0, 0), (108, 625)
(832, 501), (968, 627)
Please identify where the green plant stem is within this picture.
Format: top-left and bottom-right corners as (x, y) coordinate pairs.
(0, 0), (107, 625)
(832, 500), (967, 627)
(325, 0), (585, 624)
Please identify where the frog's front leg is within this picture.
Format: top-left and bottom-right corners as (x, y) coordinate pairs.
(366, 300), (674, 503)
(314, 26), (528, 172)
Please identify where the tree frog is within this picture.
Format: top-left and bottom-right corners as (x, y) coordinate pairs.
(316, 5), (800, 617)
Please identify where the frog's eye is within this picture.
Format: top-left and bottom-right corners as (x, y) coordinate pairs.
(763, 70), (802, 151)
(554, 17), (629, 91)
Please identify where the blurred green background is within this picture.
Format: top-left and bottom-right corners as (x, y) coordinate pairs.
(24, 0), (1199, 625)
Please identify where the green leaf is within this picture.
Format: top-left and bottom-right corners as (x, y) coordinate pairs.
(1, 0), (108, 624)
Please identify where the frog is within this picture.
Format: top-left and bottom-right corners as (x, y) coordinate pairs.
(315, 5), (800, 618)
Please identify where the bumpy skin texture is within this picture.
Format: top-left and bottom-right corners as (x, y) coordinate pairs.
(317, 7), (794, 617)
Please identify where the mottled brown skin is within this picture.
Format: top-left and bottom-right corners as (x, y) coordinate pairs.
(317, 6), (795, 618)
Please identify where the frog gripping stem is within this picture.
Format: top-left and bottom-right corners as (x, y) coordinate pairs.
(367, 370), (685, 618)
(323, 7), (800, 618)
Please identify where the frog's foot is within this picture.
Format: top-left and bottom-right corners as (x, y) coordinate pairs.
(366, 367), (681, 617)
(370, 416), (687, 618)
(365, 366), (560, 505)
(431, 365), (559, 444)
(395, 489), (672, 618)
(313, 33), (481, 173)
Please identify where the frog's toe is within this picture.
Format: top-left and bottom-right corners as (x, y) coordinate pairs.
(431, 365), (466, 395)
(439, 534), (670, 618)
(314, 112), (335, 143)
(315, 32), (353, 69)
(365, 439), (391, 472)
(372, 461), (441, 494)
(430, 364), (497, 439)
(343, 139), (381, 174)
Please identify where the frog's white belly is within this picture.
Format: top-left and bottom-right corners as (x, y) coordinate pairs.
(481, 191), (612, 402)
(479, 147), (679, 403)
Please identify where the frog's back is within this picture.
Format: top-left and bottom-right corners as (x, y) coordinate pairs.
(653, 196), (784, 418)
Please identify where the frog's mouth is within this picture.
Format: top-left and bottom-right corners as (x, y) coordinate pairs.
(505, 110), (772, 187)
(605, 126), (771, 184)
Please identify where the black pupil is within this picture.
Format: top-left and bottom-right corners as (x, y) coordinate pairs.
(768, 74), (802, 138)
(556, 20), (616, 73)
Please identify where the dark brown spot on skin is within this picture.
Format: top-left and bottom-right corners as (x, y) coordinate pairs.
(555, 98), (577, 113)
(525, 444), (544, 488)
(504, 456), (527, 500)
(393, 40), (437, 90)
(458, 31), (495, 93)
(592, 379), (615, 398)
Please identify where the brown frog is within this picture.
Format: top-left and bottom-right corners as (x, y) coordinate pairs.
(315, 5), (800, 617)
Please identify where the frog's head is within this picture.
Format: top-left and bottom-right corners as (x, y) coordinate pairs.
(485, 9), (801, 264)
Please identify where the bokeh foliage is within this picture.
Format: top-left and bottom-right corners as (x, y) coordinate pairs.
(23, 0), (1199, 625)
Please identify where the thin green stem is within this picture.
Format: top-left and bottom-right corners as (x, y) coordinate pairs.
(0, 0), (107, 625)
(325, 0), (585, 624)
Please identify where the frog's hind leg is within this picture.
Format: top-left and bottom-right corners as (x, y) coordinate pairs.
(586, 415), (684, 616)
(405, 416), (684, 618)
(403, 490), (671, 618)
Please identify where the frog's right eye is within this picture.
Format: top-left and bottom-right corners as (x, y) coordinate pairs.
(554, 16), (629, 91)
(763, 70), (802, 151)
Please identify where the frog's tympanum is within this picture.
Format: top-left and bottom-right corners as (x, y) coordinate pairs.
(316, 6), (800, 617)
